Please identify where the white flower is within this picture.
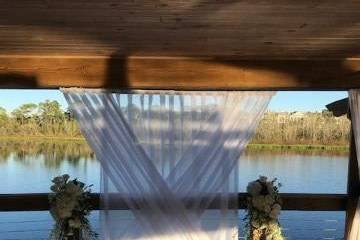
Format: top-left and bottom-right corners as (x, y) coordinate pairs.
(65, 182), (82, 195)
(264, 205), (271, 213)
(272, 203), (281, 211)
(246, 177), (284, 240)
(269, 210), (279, 219)
(266, 182), (274, 194)
(252, 196), (266, 210)
(62, 174), (70, 181)
(51, 203), (73, 219)
(251, 219), (261, 228)
(259, 176), (268, 183)
(52, 176), (64, 185)
(50, 185), (58, 192)
(264, 195), (275, 205)
(69, 218), (82, 228)
(269, 204), (281, 219)
(49, 175), (97, 239)
(58, 208), (73, 219)
(247, 181), (262, 196)
(268, 220), (278, 229)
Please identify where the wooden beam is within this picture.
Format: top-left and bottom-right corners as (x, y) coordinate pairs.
(0, 56), (360, 90)
(345, 126), (360, 239)
(0, 193), (348, 212)
(0, 1), (359, 60)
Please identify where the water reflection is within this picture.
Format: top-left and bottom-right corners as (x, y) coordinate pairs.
(0, 139), (95, 168)
(0, 141), (348, 239)
(0, 140), (99, 193)
(240, 148), (348, 193)
(0, 140), (349, 194)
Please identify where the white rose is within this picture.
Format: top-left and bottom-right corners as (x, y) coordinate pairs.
(62, 174), (70, 181)
(264, 205), (271, 213)
(269, 206), (281, 219)
(252, 196), (266, 210)
(247, 181), (262, 196)
(268, 220), (278, 228)
(269, 211), (279, 219)
(58, 207), (72, 219)
(52, 176), (64, 184)
(251, 219), (261, 228)
(272, 203), (281, 211)
(266, 182), (274, 194)
(50, 185), (58, 192)
(259, 176), (268, 183)
(69, 218), (82, 228)
(58, 196), (73, 207)
(265, 195), (275, 205)
(65, 182), (82, 195)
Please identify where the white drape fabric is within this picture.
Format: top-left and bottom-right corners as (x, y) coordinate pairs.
(62, 89), (274, 240)
(348, 90), (360, 240)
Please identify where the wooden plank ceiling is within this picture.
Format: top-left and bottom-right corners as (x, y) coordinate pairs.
(0, 0), (360, 90)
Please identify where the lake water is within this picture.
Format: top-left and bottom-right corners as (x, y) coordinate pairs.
(0, 141), (349, 239)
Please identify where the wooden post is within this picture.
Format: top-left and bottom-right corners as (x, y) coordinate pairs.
(345, 124), (360, 239)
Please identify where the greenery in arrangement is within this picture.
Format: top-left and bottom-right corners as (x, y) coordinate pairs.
(245, 176), (284, 240)
(0, 100), (351, 146)
(49, 174), (98, 240)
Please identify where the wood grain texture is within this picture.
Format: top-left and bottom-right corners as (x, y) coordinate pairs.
(0, 1), (360, 89)
(0, 0), (359, 59)
(0, 193), (348, 212)
(1, 56), (360, 90)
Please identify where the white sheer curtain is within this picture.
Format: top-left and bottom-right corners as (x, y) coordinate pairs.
(348, 90), (360, 240)
(62, 89), (274, 240)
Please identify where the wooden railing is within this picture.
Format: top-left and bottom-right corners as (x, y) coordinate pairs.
(0, 193), (348, 212)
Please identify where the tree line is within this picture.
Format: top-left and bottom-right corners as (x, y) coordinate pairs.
(252, 111), (350, 145)
(0, 100), (81, 137)
(0, 100), (351, 146)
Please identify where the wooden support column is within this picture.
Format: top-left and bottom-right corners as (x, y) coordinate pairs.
(345, 125), (360, 239)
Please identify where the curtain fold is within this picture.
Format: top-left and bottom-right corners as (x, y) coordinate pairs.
(348, 90), (360, 240)
(62, 89), (274, 240)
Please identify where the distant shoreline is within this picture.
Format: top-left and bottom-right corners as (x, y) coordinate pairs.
(0, 136), (349, 152)
(0, 107), (351, 146)
(247, 143), (349, 152)
(0, 136), (85, 142)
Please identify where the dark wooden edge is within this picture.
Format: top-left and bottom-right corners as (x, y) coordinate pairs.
(345, 125), (360, 239)
(0, 193), (348, 212)
(1, 57), (360, 90)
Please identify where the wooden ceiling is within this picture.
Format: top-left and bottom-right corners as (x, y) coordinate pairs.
(0, 0), (360, 90)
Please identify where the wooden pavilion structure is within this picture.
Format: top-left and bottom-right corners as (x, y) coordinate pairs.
(0, 1), (359, 238)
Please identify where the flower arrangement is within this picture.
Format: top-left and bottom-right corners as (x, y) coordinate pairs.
(245, 176), (284, 240)
(48, 174), (98, 240)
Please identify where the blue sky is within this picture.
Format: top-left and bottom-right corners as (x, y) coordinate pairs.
(268, 91), (348, 112)
(0, 90), (348, 112)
